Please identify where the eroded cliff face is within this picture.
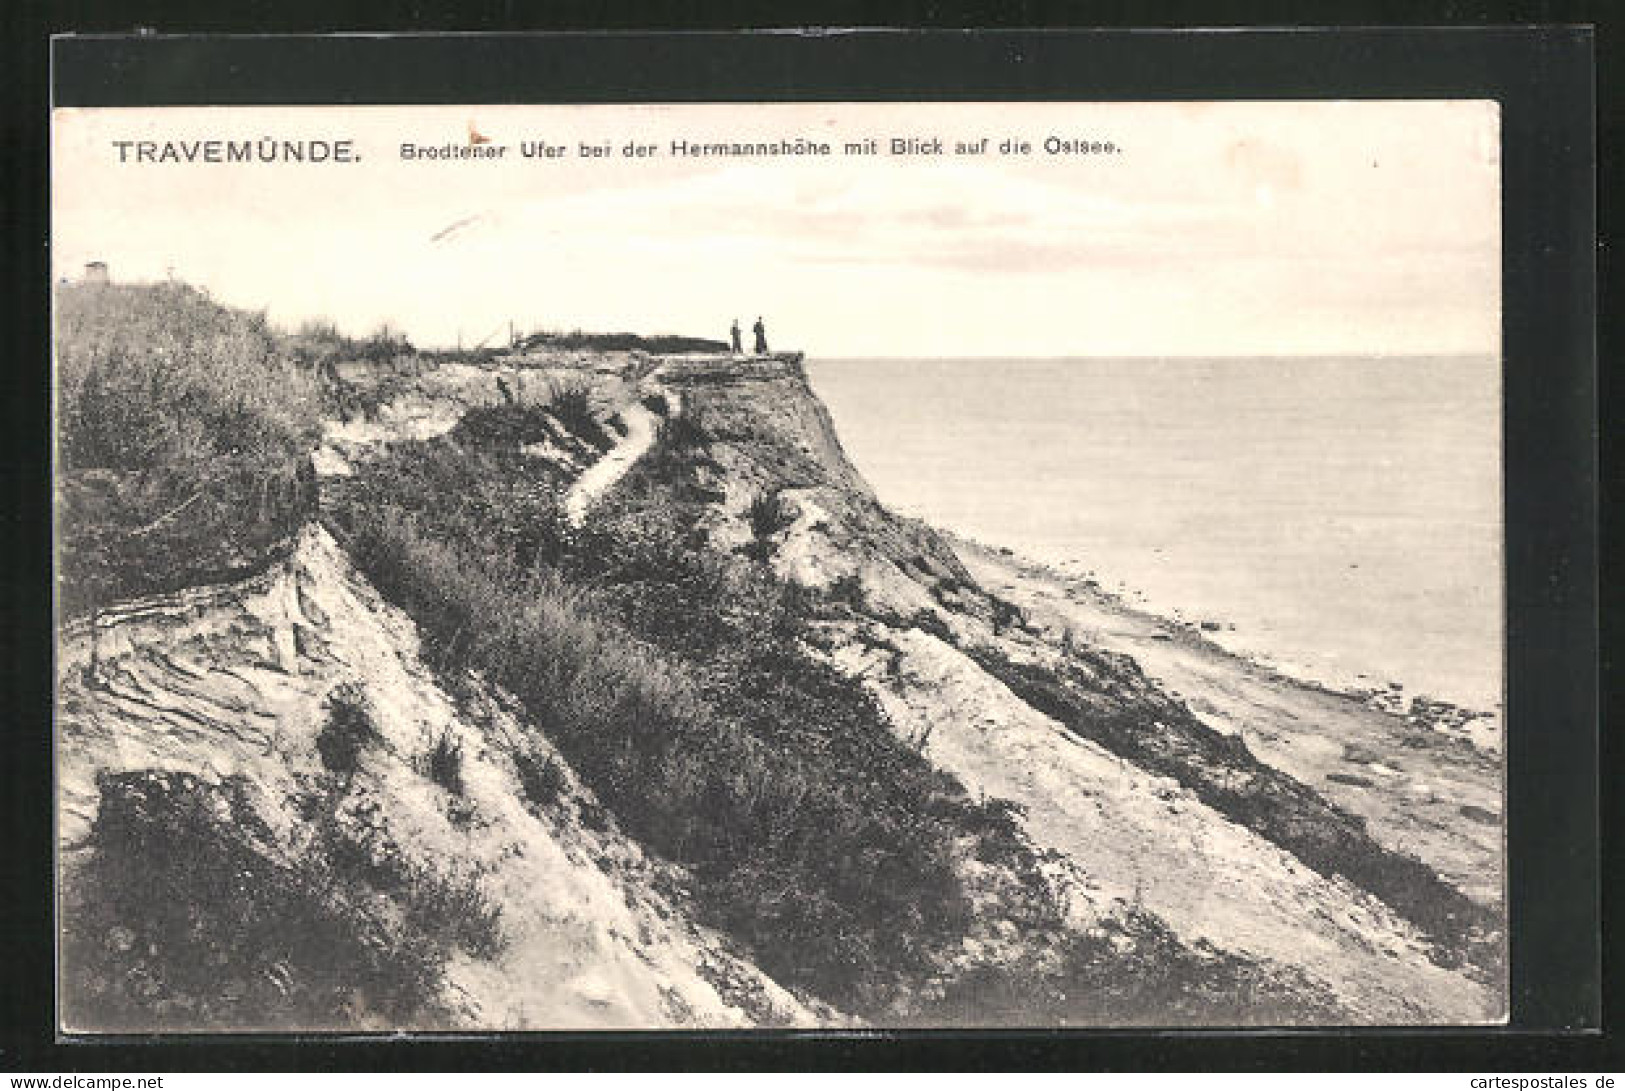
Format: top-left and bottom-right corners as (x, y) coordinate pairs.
(57, 347), (1504, 1029)
(655, 355), (973, 612)
(653, 352), (1505, 1024)
(57, 524), (821, 1032)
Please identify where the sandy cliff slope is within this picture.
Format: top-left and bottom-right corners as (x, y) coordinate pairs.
(653, 352), (1504, 1025)
(57, 524), (821, 1031)
(57, 347), (1504, 1029)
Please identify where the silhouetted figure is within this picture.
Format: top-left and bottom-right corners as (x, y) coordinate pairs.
(496, 376), (515, 405)
(730, 319), (742, 355)
(753, 317), (769, 355)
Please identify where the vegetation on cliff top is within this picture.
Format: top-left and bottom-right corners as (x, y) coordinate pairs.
(515, 330), (728, 355)
(55, 281), (323, 616)
(57, 282), (320, 473)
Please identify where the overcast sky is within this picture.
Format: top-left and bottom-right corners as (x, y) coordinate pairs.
(52, 102), (1500, 358)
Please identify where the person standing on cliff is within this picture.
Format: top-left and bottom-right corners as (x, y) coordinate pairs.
(753, 317), (769, 355)
(730, 319), (742, 355)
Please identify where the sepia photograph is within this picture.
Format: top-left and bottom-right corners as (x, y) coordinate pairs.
(52, 99), (1506, 1032)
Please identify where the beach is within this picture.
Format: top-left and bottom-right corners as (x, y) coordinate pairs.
(806, 355), (1505, 714)
(946, 531), (1504, 906)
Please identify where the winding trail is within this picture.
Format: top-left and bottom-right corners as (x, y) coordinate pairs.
(563, 380), (669, 527)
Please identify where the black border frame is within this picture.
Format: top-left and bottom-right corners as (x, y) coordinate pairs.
(5, 21), (1608, 1072)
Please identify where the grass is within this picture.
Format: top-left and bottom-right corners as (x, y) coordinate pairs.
(451, 379), (613, 453)
(451, 402), (558, 448)
(55, 280), (322, 616)
(57, 281), (319, 472)
(59, 770), (450, 1030)
(57, 458), (315, 617)
(325, 439), (1043, 1013)
(52, 290), (1400, 1022)
(655, 407), (712, 454)
(512, 751), (569, 812)
(747, 491), (785, 539)
(515, 330), (728, 355)
(326, 422), (1352, 1022)
(744, 491), (785, 561)
(927, 907), (1346, 1027)
(968, 643), (1502, 974)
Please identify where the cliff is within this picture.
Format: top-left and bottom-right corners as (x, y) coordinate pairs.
(55, 335), (1505, 1029)
(598, 351), (1504, 1023)
(57, 525), (819, 1031)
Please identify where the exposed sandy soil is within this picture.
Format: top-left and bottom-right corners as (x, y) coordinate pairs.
(564, 379), (666, 527)
(57, 526), (823, 1031)
(823, 622), (1497, 1025)
(948, 537), (1504, 909)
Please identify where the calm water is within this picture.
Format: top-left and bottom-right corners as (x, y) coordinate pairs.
(806, 356), (1504, 711)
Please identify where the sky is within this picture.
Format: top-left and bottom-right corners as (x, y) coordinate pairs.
(52, 102), (1501, 358)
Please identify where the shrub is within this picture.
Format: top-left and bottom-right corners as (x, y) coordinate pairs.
(742, 491), (787, 562)
(398, 864), (504, 960)
(515, 330), (728, 355)
(747, 491), (785, 541)
(322, 439), (571, 574)
(656, 408), (711, 453)
(451, 403), (557, 448)
(544, 379), (612, 451)
(316, 683), (379, 777)
(827, 572), (865, 611)
(54, 281), (323, 616)
(57, 458), (316, 618)
(513, 750), (568, 811)
(59, 770), (445, 1031)
(420, 728), (465, 796)
(990, 595), (1026, 635)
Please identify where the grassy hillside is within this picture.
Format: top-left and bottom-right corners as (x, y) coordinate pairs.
(322, 431), (1034, 1014)
(56, 282), (319, 472)
(321, 391), (1347, 1024)
(55, 291), (1377, 1025)
(55, 282), (322, 615)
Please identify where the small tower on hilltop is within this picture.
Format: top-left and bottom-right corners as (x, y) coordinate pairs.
(83, 261), (109, 285)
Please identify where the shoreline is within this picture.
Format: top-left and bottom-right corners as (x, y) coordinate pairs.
(939, 527), (1503, 756)
(802, 354), (1502, 722)
(938, 528), (1505, 907)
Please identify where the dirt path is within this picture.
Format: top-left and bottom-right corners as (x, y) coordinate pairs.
(563, 381), (668, 527)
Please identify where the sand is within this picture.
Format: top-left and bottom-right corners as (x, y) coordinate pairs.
(946, 533), (1505, 908)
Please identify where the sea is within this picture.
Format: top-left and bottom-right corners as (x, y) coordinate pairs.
(805, 356), (1504, 713)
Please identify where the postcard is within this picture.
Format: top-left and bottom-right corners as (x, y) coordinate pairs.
(53, 100), (1505, 1032)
